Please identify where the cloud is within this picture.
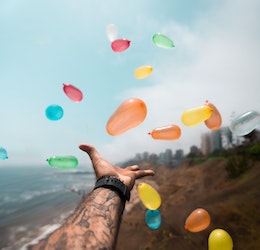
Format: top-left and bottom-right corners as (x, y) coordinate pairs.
(100, 0), (260, 164)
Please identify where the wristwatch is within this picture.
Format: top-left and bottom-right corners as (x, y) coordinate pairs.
(94, 176), (131, 201)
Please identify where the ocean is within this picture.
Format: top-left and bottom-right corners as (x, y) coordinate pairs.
(0, 165), (95, 250)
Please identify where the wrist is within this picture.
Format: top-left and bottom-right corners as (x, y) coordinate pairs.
(94, 176), (131, 202)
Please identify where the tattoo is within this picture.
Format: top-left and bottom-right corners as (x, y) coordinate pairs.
(28, 187), (125, 250)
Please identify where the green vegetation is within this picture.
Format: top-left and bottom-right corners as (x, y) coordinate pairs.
(120, 130), (260, 179)
(224, 149), (253, 179)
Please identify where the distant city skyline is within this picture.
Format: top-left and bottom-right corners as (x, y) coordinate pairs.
(121, 127), (260, 167)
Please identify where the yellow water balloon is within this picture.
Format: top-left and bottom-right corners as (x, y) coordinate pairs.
(134, 65), (153, 79)
(137, 183), (161, 210)
(208, 229), (233, 250)
(181, 105), (213, 126)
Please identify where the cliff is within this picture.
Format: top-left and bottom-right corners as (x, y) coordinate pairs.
(117, 159), (260, 250)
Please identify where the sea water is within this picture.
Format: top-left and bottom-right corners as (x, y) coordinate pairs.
(0, 165), (95, 250)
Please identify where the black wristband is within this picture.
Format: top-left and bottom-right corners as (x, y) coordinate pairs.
(94, 176), (131, 201)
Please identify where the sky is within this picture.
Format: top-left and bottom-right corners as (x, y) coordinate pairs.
(0, 0), (259, 168)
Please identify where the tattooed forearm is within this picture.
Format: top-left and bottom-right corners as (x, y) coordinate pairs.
(29, 188), (125, 250)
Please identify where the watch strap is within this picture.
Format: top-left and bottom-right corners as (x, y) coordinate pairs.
(94, 176), (130, 201)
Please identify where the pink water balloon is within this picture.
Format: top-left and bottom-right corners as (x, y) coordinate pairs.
(111, 38), (131, 52)
(63, 83), (83, 102)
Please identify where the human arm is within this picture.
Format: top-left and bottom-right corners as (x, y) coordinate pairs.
(29, 144), (154, 250)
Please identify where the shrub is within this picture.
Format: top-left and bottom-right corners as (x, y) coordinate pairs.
(248, 144), (260, 161)
(225, 153), (252, 179)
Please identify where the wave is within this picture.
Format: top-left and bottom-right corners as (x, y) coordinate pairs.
(53, 171), (95, 175)
(2, 208), (75, 250)
(20, 224), (61, 250)
(0, 185), (63, 207)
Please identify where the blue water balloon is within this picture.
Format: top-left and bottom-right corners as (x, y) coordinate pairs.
(230, 110), (260, 136)
(0, 147), (8, 160)
(45, 105), (64, 121)
(145, 209), (161, 229)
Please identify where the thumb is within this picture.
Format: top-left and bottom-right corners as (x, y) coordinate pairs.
(79, 144), (95, 155)
(79, 144), (100, 160)
(79, 144), (102, 168)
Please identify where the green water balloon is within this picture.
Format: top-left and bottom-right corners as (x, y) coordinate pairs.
(47, 156), (78, 170)
(152, 33), (174, 48)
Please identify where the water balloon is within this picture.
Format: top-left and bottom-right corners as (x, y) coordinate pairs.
(152, 33), (174, 48)
(45, 105), (64, 121)
(208, 229), (233, 250)
(145, 209), (161, 229)
(230, 110), (260, 136)
(204, 101), (222, 130)
(111, 38), (131, 52)
(184, 208), (211, 232)
(149, 124), (181, 140)
(138, 182), (161, 210)
(47, 156), (78, 170)
(181, 105), (212, 126)
(63, 83), (83, 102)
(106, 24), (118, 42)
(0, 147), (8, 160)
(134, 65), (153, 79)
(106, 98), (147, 136)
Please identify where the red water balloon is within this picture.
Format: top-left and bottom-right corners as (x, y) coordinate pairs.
(63, 83), (83, 102)
(111, 38), (131, 52)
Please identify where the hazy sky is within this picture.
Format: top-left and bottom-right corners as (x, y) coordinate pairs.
(0, 0), (259, 167)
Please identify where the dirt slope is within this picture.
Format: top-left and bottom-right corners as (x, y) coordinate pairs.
(117, 160), (260, 250)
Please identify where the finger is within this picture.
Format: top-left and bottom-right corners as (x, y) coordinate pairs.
(125, 165), (139, 171)
(135, 169), (155, 179)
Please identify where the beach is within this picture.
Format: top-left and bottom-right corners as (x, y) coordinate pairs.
(0, 166), (95, 250)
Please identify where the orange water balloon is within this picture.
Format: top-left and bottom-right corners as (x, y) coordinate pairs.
(134, 65), (153, 79)
(204, 101), (222, 130)
(138, 183), (161, 210)
(184, 208), (211, 232)
(106, 98), (147, 136)
(149, 124), (181, 140)
(181, 105), (213, 126)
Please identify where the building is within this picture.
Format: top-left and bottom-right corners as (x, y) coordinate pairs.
(175, 149), (184, 160)
(201, 126), (243, 155)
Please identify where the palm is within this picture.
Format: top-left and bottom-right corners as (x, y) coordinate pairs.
(79, 144), (154, 190)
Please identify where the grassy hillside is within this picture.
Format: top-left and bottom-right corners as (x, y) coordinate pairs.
(117, 159), (260, 250)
